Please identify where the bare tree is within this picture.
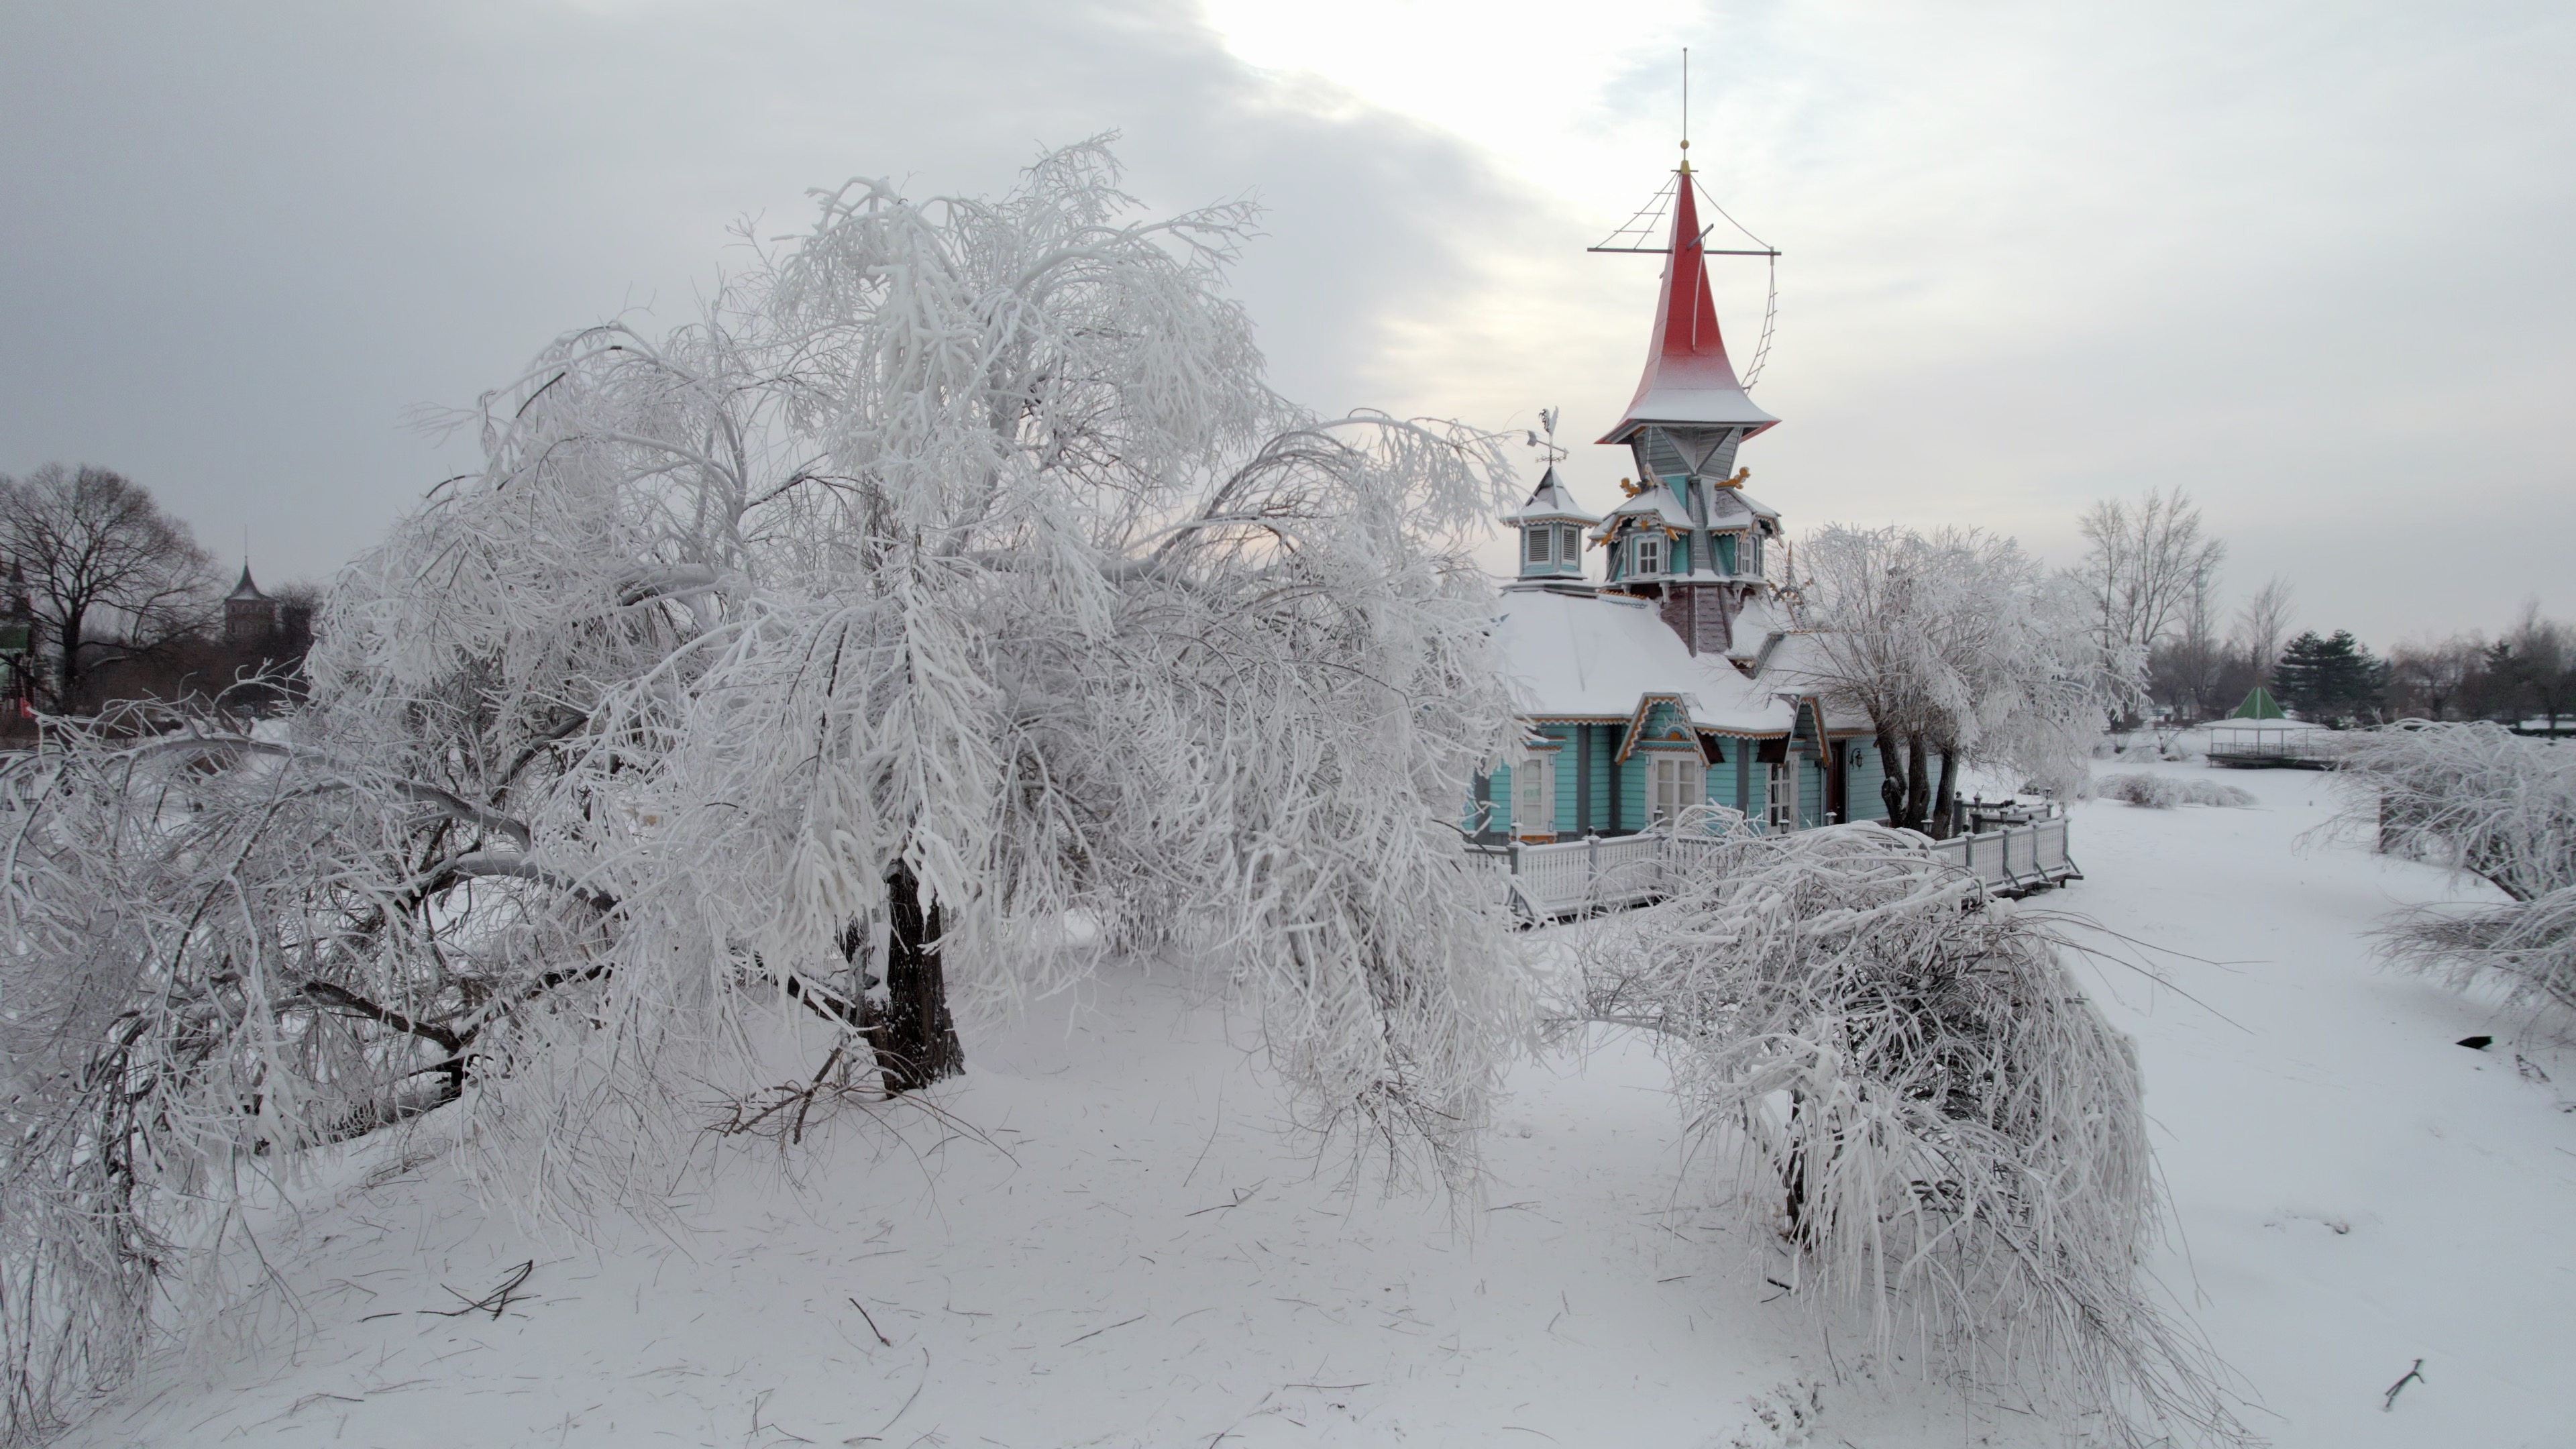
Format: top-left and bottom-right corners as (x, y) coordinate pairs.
(2147, 571), (2229, 722)
(2226, 574), (2295, 686)
(2387, 633), (2482, 721)
(0, 464), (214, 710)
(2077, 487), (2226, 672)
(2488, 602), (2576, 734)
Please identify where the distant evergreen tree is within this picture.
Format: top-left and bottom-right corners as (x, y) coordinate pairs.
(2273, 629), (2389, 726)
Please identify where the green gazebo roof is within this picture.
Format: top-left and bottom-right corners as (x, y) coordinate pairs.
(2229, 686), (2288, 720)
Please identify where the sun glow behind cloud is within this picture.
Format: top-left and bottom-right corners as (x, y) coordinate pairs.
(1196, 1), (2576, 641)
(0, 0), (2565, 646)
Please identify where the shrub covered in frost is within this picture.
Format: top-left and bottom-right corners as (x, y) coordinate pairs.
(0, 142), (1534, 1445)
(1574, 826), (2248, 1446)
(2098, 772), (2253, 809)
(2338, 722), (2576, 1020)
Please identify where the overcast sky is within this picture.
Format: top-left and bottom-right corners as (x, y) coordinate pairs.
(3, 0), (2568, 647)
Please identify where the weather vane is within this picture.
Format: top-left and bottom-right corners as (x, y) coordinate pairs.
(1525, 407), (1566, 468)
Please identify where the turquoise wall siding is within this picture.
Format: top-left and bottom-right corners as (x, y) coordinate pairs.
(1847, 741), (1888, 824)
(1706, 745), (1738, 812)
(1489, 721), (1889, 839)
(1617, 755), (1646, 827)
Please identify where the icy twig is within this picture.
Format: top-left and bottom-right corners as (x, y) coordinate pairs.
(2381, 1358), (2425, 1411)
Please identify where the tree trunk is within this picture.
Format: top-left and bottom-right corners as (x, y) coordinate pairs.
(1875, 726), (1907, 826)
(56, 602), (83, 712)
(1931, 748), (1960, 840)
(1902, 733), (1931, 835)
(874, 861), (963, 1094)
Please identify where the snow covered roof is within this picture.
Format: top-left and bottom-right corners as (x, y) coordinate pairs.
(1502, 466), (1598, 526)
(226, 564), (266, 603)
(1491, 588), (1795, 735)
(1597, 165), (1780, 445)
(1704, 484), (1780, 528)
(1721, 594), (1788, 660)
(1750, 629), (1877, 734)
(1599, 484), (1695, 533)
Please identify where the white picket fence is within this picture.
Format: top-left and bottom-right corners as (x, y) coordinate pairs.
(1472, 816), (2079, 922)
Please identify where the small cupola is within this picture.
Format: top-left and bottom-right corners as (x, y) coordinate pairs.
(1503, 466), (1599, 585)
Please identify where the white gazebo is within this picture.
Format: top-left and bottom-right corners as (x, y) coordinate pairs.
(2206, 687), (2335, 768)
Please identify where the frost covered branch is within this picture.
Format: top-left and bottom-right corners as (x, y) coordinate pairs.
(1574, 826), (2249, 1446)
(2337, 721), (2576, 1020)
(0, 137), (1546, 1442)
(1793, 525), (2138, 830)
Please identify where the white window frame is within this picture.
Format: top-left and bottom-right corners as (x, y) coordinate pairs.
(1523, 525), (1552, 566)
(1513, 750), (1556, 839)
(1633, 533), (1664, 578)
(1558, 525), (1582, 566)
(1648, 753), (1703, 826)
(1764, 761), (1793, 831)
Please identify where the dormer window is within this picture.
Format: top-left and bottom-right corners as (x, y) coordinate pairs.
(1525, 527), (1554, 568)
(1633, 533), (1664, 578)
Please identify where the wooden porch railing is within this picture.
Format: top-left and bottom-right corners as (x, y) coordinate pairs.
(1469, 814), (2080, 923)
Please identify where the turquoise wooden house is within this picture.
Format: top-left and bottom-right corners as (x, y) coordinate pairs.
(1470, 148), (1884, 843)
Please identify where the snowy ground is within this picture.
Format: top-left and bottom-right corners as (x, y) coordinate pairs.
(64, 759), (2576, 1448)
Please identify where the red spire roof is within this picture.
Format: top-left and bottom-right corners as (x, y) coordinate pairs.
(1599, 160), (1778, 445)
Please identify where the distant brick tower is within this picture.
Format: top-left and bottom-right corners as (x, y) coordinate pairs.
(0, 563), (37, 707)
(1591, 146), (1786, 657)
(224, 564), (278, 648)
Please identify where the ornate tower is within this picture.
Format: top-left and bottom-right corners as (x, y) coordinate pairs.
(224, 563), (277, 648)
(1592, 148), (1785, 655)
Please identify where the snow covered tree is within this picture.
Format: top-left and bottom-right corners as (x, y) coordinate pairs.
(2339, 721), (2576, 1020)
(0, 139), (1533, 1444)
(1574, 827), (2249, 1446)
(1796, 525), (2132, 832)
(317, 138), (1525, 1124)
